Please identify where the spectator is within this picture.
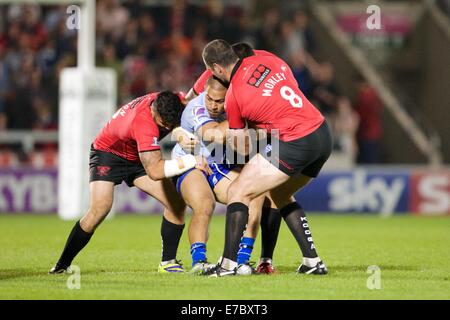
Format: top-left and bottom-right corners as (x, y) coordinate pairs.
(97, 0), (129, 40)
(0, 42), (9, 119)
(292, 9), (315, 53)
(333, 97), (359, 160)
(99, 43), (122, 83)
(235, 12), (257, 46)
(0, 2), (358, 166)
(354, 77), (383, 164)
(290, 50), (314, 98)
(0, 112), (6, 130)
(311, 61), (340, 116)
(437, 0), (450, 18)
(278, 20), (303, 62)
(256, 8), (280, 53)
(32, 94), (56, 130)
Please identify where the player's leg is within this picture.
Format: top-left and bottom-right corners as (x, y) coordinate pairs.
(206, 122), (333, 276)
(133, 176), (186, 272)
(237, 194), (264, 268)
(213, 168), (264, 268)
(225, 170), (326, 274)
(49, 181), (114, 273)
(266, 121), (332, 275)
(178, 169), (216, 270)
(79, 182), (115, 233)
(268, 175), (327, 274)
(214, 154), (290, 273)
(256, 196), (281, 274)
(214, 167), (280, 272)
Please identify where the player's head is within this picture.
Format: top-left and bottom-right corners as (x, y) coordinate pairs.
(151, 91), (184, 130)
(232, 42), (255, 59)
(202, 39), (239, 83)
(204, 77), (227, 118)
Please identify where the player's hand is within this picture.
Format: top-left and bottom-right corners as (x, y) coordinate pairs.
(173, 127), (199, 153)
(194, 155), (213, 175)
(179, 136), (199, 153)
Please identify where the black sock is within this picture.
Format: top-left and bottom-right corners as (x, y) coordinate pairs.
(260, 207), (282, 259)
(57, 221), (93, 267)
(161, 216), (185, 262)
(280, 202), (318, 258)
(223, 202), (249, 262)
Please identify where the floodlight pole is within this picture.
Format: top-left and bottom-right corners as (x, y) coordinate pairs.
(78, 0), (95, 69)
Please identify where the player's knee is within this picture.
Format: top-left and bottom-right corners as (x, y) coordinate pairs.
(269, 191), (293, 209)
(228, 180), (253, 203)
(88, 201), (112, 218)
(81, 203), (111, 232)
(193, 199), (215, 219)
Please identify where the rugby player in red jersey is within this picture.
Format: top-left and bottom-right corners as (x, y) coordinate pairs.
(185, 43), (276, 102)
(186, 43), (283, 274)
(49, 91), (211, 274)
(201, 40), (332, 277)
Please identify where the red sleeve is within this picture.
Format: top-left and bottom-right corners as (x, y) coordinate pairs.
(193, 70), (212, 95)
(177, 91), (187, 101)
(132, 111), (161, 152)
(225, 88), (245, 129)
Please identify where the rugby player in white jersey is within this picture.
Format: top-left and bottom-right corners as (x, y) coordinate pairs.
(172, 77), (265, 274)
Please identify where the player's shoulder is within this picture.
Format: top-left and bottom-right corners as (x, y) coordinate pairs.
(132, 93), (157, 112)
(183, 92), (210, 122)
(231, 57), (272, 89)
(132, 95), (158, 127)
(184, 92), (206, 114)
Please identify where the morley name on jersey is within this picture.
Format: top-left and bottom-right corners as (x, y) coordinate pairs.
(262, 72), (287, 97)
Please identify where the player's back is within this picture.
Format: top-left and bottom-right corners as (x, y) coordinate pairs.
(227, 54), (324, 141)
(94, 93), (159, 162)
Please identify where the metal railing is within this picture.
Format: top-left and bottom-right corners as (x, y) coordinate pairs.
(0, 130), (58, 153)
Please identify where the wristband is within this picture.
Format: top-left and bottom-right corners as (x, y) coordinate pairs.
(164, 154), (197, 178)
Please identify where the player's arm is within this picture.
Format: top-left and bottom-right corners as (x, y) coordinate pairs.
(186, 70), (213, 103)
(184, 88), (198, 103)
(139, 150), (211, 181)
(197, 120), (229, 144)
(224, 89), (251, 155)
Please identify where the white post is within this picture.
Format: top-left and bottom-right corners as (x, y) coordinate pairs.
(58, 68), (117, 220)
(78, 0), (95, 69)
(58, 0), (117, 220)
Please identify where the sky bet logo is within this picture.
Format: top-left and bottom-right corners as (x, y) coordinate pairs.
(247, 65), (271, 88)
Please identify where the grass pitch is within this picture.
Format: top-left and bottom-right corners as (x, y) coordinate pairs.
(0, 214), (449, 300)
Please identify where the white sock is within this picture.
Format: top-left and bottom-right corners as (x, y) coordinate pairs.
(302, 257), (321, 268)
(221, 257), (238, 270)
(259, 257), (272, 264)
(160, 259), (176, 266)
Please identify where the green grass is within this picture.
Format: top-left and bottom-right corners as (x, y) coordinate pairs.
(0, 214), (449, 300)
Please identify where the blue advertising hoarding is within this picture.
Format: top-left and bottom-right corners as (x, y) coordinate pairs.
(295, 169), (410, 214)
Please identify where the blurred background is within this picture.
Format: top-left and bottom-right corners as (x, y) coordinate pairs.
(0, 0), (449, 217)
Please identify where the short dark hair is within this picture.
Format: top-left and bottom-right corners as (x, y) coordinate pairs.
(202, 39), (238, 68)
(153, 91), (184, 128)
(232, 42), (255, 59)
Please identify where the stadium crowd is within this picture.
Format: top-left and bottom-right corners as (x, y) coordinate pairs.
(0, 0), (382, 167)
